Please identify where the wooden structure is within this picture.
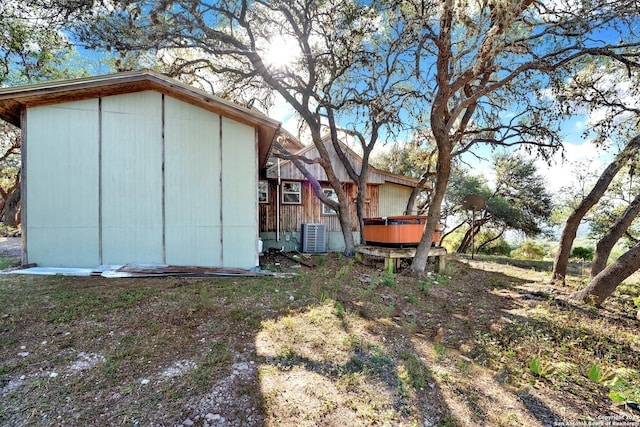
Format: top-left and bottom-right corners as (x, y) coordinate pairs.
(259, 137), (430, 252)
(0, 71), (279, 269)
(355, 245), (448, 273)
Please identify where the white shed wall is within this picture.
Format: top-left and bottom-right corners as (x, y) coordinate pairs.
(26, 100), (100, 267)
(220, 117), (258, 268)
(101, 92), (164, 264)
(24, 91), (259, 269)
(379, 183), (412, 217)
(164, 97), (222, 267)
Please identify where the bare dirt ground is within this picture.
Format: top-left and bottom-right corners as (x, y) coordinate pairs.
(1, 252), (639, 426)
(0, 237), (21, 259)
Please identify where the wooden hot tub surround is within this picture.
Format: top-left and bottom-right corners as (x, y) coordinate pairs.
(362, 216), (440, 247)
(359, 216), (446, 272)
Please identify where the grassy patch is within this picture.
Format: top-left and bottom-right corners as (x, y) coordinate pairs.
(0, 257), (18, 270)
(0, 255), (638, 426)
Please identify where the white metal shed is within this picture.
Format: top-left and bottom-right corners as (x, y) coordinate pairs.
(0, 71), (280, 269)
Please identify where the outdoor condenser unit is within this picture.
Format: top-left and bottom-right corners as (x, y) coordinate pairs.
(301, 223), (327, 253)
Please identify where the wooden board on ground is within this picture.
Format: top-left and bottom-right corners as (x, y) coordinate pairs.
(355, 245), (447, 273)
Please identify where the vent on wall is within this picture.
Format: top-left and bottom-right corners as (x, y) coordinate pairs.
(301, 223), (327, 253)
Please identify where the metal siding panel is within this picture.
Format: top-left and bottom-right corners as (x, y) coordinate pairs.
(25, 100), (100, 267)
(379, 183), (412, 217)
(221, 117), (257, 268)
(164, 97), (222, 266)
(101, 91), (163, 264)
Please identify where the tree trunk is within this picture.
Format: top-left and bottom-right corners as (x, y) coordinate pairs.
(476, 227), (506, 252)
(572, 241), (640, 305)
(439, 220), (465, 246)
(312, 130), (356, 257)
(590, 192), (640, 279)
(355, 147), (372, 245)
(1, 186), (20, 227)
(457, 217), (486, 254)
(355, 177), (367, 245)
(457, 224), (477, 254)
(337, 199), (355, 256)
(325, 116), (376, 252)
(411, 149), (451, 272)
(405, 172), (432, 215)
(276, 135), (356, 256)
(551, 134), (640, 284)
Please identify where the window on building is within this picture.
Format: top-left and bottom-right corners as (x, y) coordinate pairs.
(258, 181), (269, 203)
(322, 188), (338, 215)
(282, 181), (302, 204)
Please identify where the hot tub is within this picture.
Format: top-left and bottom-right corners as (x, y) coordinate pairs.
(363, 216), (440, 247)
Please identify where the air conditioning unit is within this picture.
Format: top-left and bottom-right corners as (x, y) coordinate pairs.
(301, 223), (327, 253)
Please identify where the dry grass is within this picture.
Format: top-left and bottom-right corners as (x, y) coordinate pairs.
(1, 254), (639, 426)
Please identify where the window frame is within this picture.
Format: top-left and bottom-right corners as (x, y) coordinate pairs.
(322, 187), (338, 215)
(281, 180), (302, 205)
(258, 180), (269, 204)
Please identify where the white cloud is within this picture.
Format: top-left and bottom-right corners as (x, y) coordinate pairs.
(533, 141), (608, 194)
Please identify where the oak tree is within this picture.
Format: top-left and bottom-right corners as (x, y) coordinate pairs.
(397, 0), (640, 272)
(74, 0), (416, 256)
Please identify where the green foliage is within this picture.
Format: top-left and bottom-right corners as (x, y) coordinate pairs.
(404, 294), (418, 304)
(0, 257), (16, 269)
(334, 300), (345, 318)
(512, 241), (546, 260)
(477, 237), (512, 256)
(571, 246), (594, 260)
(371, 270), (396, 287)
(379, 270), (395, 287)
(528, 358), (558, 381)
(491, 153), (554, 236)
(314, 254), (326, 266)
(440, 226), (466, 253)
(0, 2), (97, 86)
(584, 363), (639, 403)
(433, 343), (446, 357)
(442, 156), (553, 253)
(335, 261), (353, 281)
(371, 141), (435, 180)
(586, 166), (640, 248)
(418, 273), (450, 295)
(587, 363), (618, 386)
(399, 351), (432, 389)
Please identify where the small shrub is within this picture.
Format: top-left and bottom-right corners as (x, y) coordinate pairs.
(371, 270), (396, 288)
(586, 363), (617, 386)
(335, 260), (353, 281)
(529, 357), (557, 379)
(380, 270), (395, 287)
(404, 294), (418, 304)
(512, 241), (546, 260)
(478, 239), (512, 256)
(334, 301), (345, 318)
(419, 273), (450, 295)
(399, 351), (432, 389)
(571, 246), (594, 261)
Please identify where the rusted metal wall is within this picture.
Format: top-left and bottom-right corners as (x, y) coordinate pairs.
(25, 100), (101, 267)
